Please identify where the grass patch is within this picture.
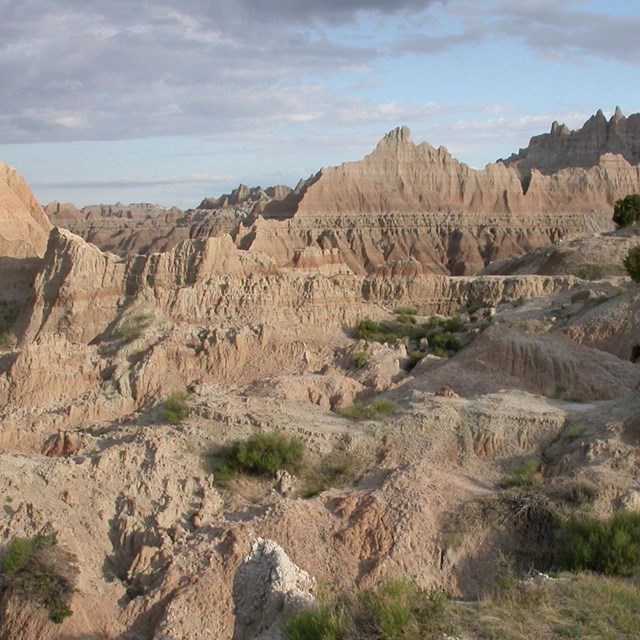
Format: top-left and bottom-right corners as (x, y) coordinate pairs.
(302, 449), (360, 498)
(339, 399), (396, 422)
(284, 579), (452, 640)
(394, 306), (418, 316)
(356, 317), (403, 344)
(115, 313), (153, 343)
(351, 351), (372, 369)
(429, 331), (461, 354)
(287, 573), (640, 640)
(558, 511), (640, 576)
(1, 535), (76, 624)
(503, 459), (543, 491)
(454, 572), (640, 640)
(209, 431), (304, 485)
(160, 391), (191, 425)
(407, 350), (425, 370)
(571, 263), (626, 281)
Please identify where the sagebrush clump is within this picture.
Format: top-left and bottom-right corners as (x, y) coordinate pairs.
(1, 535), (75, 624)
(613, 194), (640, 228)
(558, 511), (640, 576)
(339, 399), (396, 421)
(210, 431), (304, 485)
(161, 392), (191, 424)
(623, 245), (640, 283)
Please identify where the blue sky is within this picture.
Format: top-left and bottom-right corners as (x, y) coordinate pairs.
(0, 0), (638, 208)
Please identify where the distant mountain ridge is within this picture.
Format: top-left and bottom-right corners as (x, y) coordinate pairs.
(501, 107), (640, 179)
(41, 108), (640, 274)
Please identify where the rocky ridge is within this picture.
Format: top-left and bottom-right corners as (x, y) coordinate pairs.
(45, 110), (640, 275)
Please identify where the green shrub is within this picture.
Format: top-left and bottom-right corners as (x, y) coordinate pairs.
(407, 350), (425, 370)
(443, 317), (465, 332)
(429, 331), (461, 353)
(613, 194), (640, 228)
(210, 432), (304, 484)
(116, 313), (153, 343)
(339, 399), (396, 421)
(623, 245), (640, 283)
(558, 511), (640, 576)
(394, 306), (418, 316)
(285, 579), (451, 640)
(504, 459), (543, 490)
(395, 313), (416, 325)
(1, 536), (75, 624)
(427, 316), (445, 328)
(356, 317), (396, 343)
(352, 351), (372, 369)
(161, 392), (191, 424)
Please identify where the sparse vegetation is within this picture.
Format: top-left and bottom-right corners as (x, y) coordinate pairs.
(160, 391), (191, 424)
(565, 480), (599, 506)
(428, 331), (461, 354)
(558, 511), (640, 576)
(339, 399), (396, 421)
(115, 313), (153, 343)
(565, 424), (584, 441)
(455, 572), (640, 640)
(393, 306), (418, 316)
(302, 448), (359, 498)
(287, 572), (640, 640)
(571, 262), (625, 280)
(210, 431), (304, 485)
(623, 245), (640, 283)
(407, 350), (425, 370)
(354, 313), (472, 359)
(0, 306), (19, 349)
(351, 351), (372, 369)
(504, 459), (543, 491)
(1, 535), (75, 624)
(284, 579), (451, 640)
(613, 193), (640, 228)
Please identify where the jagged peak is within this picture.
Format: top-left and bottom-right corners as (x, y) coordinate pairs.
(382, 126), (413, 145)
(613, 105), (625, 123)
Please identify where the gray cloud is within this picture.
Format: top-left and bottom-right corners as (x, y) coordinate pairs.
(0, 0), (442, 143)
(0, 0), (637, 146)
(423, 0), (640, 65)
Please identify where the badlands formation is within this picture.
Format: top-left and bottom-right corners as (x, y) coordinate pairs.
(0, 110), (638, 638)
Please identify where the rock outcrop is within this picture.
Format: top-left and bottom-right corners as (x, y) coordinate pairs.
(0, 161), (51, 260)
(0, 162), (53, 316)
(232, 538), (316, 640)
(501, 107), (640, 177)
(45, 111), (640, 275)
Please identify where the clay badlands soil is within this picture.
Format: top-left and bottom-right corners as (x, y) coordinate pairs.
(0, 109), (639, 639)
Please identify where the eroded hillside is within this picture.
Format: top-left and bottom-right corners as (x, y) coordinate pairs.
(0, 141), (639, 639)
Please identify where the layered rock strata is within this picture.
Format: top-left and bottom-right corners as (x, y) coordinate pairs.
(45, 111), (640, 275)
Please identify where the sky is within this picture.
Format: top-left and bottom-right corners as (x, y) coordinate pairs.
(0, 0), (638, 209)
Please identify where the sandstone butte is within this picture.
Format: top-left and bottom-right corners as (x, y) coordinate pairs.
(0, 109), (638, 639)
(47, 108), (640, 275)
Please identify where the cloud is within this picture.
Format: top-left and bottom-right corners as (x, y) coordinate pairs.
(0, 0), (637, 148)
(0, 0), (442, 143)
(424, 0), (640, 66)
(30, 173), (237, 190)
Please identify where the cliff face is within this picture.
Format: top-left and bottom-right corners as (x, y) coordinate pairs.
(501, 107), (640, 177)
(0, 162), (53, 311)
(43, 110), (640, 274)
(0, 161), (52, 259)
